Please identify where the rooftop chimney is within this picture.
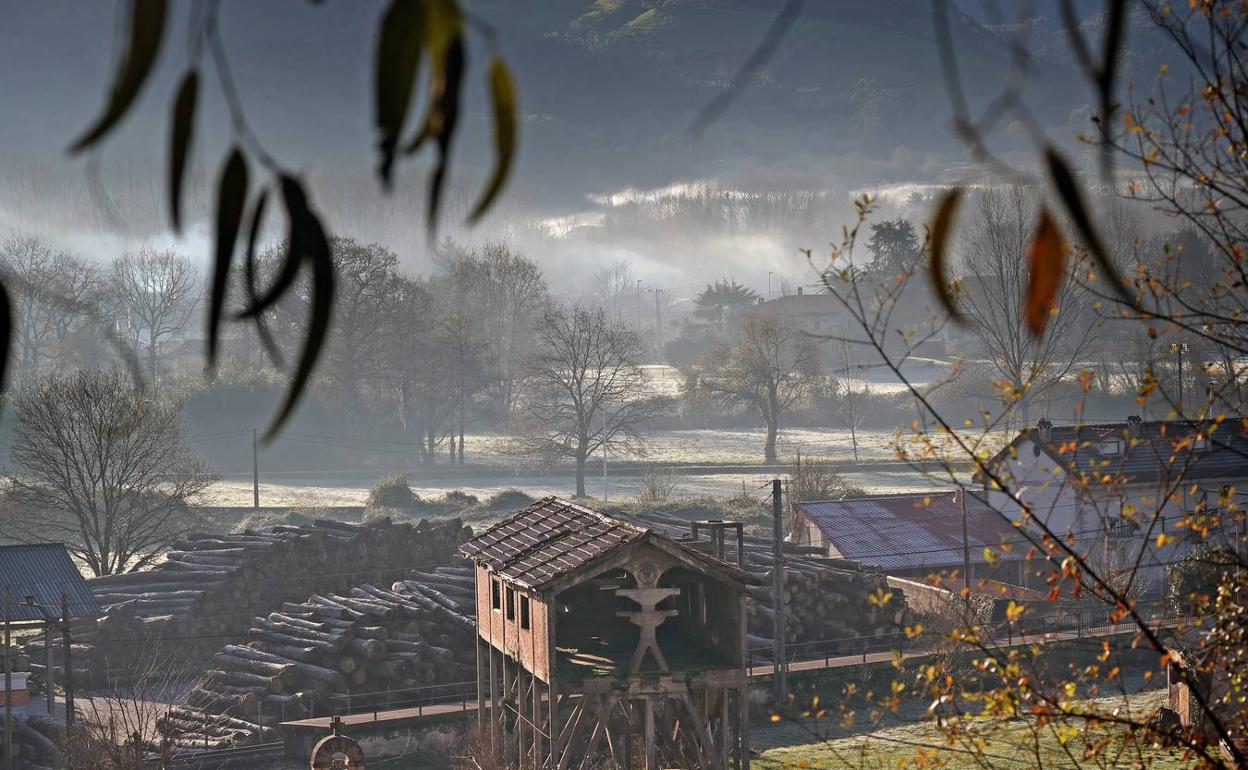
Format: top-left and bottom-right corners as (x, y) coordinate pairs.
(1036, 417), (1053, 443)
(1126, 414), (1143, 437)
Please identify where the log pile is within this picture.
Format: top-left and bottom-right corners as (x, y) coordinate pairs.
(25, 517), (471, 688)
(617, 509), (907, 653)
(5, 713), (65, 770)
(155, 572), (477, 750)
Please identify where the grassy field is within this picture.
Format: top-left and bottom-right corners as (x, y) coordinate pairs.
(758, 689), (1196, 770)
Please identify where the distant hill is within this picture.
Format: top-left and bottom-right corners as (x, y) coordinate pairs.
(468, 0), (1095, 196)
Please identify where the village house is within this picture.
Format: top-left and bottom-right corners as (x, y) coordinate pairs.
(733, 290), (948, 360)
(791, 490), (1026, 585)
(979, 417), (1248, 598)
(460, 496), (758, 770)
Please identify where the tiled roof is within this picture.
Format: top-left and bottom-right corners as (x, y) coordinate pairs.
(795, 492), (1021, 572)
(459, 498), (648, 589)
(459, 497), (758, 590)
(1005, 419), (1248, 485)
(0, 543), (101, 622)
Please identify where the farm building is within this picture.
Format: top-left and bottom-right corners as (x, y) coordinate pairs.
(460, 496), (759, 770)
(792, 490), (1025, 584)
(0, 544), (100, 626)
(0, 542), (99, 766)
(980, 416), (1248, 596)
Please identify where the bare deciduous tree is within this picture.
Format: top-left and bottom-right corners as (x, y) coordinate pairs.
(445, 243), (548, 416)
(108, 249), (200, 386)
(69, 640), (185, 770)
(513, 306), (658, 497)
(958, 187), (1095, 422)
(0, 238), (103, 377)
(383, 277), (441, 460)
(697, 314), (821, 463)
(4, 369), (215, 576)
(592, 259), (635, 325)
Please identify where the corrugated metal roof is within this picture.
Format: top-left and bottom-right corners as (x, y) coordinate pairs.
(1002, 419), (1248, 485)
(795, 492), (1021, 572)
(459, 497), (757, 591)
(0, 544), (100, 622)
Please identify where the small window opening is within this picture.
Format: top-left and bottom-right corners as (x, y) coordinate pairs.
(1101, 440), (1121, 455)
(491, 579), (501, 611)
(506, 586), (516, 621)
(520, 595), (531, 630)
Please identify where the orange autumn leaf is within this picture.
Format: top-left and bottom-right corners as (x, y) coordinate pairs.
(1025, 208), (1065, 335)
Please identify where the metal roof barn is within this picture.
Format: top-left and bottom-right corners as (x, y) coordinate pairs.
(794, 491), (1020, 572)
(0, 543), (100, 623)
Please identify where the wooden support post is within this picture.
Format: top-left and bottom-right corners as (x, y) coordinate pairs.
(532, 675), (542, 768)
(489, 646), (499, 756)
(4, 587), (12, 770)
(476, 637), (485, 731)
(739, 686), (750, 770)
(43, 625), (53, 715)
(500, 649), (511, 767)
(644, 696), (657, 770)
(623, 701), (634, 770)
(61, 593), (74, 728)
(516, 667), (526, 767)
(771, 479), (787, 703)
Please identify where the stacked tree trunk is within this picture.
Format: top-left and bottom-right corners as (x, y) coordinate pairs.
(5, 713), (65, 770)
(155, 575), (477, 750)
(25, 517), (472, 689)
(618, 509), (907, 653)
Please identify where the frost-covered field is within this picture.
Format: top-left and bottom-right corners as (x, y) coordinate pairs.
(454, 426), (904, 466)
(203, 466), (941, 508)
(200, 425), (959, 508)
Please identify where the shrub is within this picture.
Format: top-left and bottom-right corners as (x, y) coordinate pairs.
(442, 490), (480, 507)
(787, 450), (865, 502)
(1168, 541), (1238, 614)
(366, 475), (419, 509)
(638, 468), (680, 504)
(485, 489), (534, 510)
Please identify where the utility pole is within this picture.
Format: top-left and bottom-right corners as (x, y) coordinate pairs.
(771, 479), (787, 703)
(960, 489), (971, 593)
(653, 288), (663, 361)
(645, 287), (664, 362)
(252, 428), (260, 509)
(1171, 341), (1189, 410)
(602, 408), (608, 503)
(4, 587), (12, 770)
(636, 279), (642, 330)
(61, 594), (74, 728)
(43, 619), (53, 715)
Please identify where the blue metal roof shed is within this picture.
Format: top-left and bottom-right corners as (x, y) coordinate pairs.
(0, 544), (100, 624)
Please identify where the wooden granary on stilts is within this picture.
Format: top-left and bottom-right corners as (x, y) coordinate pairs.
(460, 497), (759, 770)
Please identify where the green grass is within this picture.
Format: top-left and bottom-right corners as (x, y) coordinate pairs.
(759, 690), (1197, 770)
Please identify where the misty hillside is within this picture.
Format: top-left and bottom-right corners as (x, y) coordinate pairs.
(471, 0), (1092, 195)
(0, 2), (1103, 215)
